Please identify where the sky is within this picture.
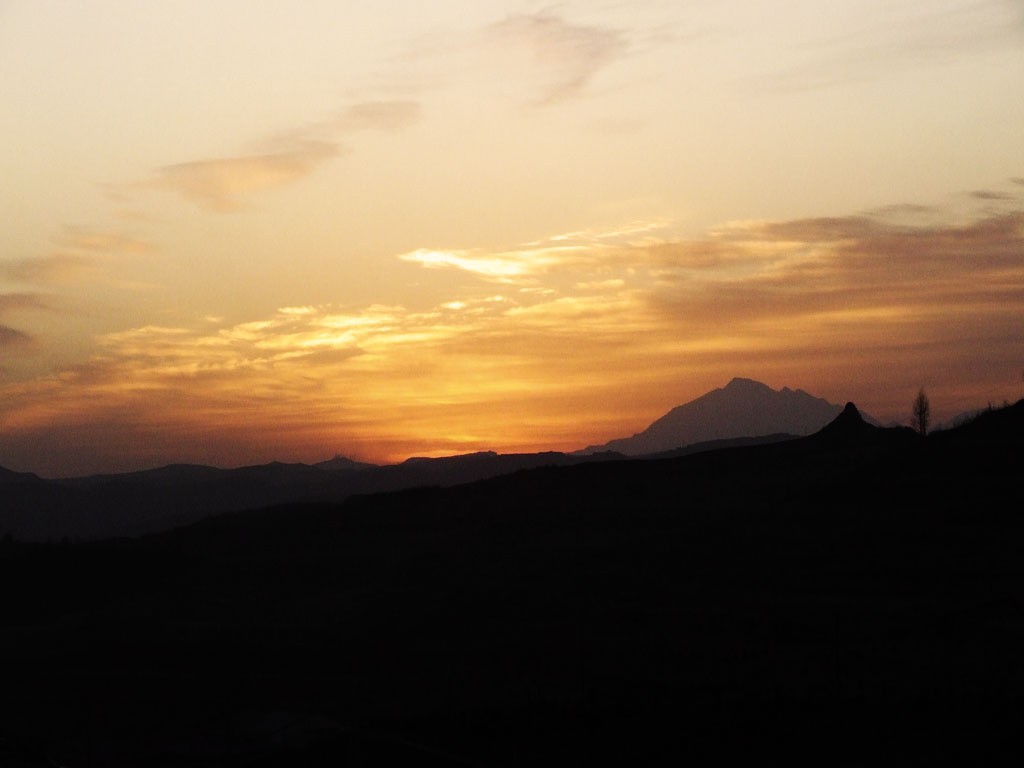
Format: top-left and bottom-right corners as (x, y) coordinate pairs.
(2, 0), (1023, 476)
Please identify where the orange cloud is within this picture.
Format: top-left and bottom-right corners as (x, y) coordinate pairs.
(1, 206), (1022, 475)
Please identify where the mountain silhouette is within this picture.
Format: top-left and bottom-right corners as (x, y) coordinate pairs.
(581, 377), (876, 455)
(313, 455), (378, 473)
(0, 465), (41, 485)
(812, 401), (881, 442)
(0, 451), (610, 541)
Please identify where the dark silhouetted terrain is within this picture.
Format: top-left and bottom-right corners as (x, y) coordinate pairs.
(580, 377), (881, 455)
(1, 400), (1022, 765)
(0, 379), (873, 542)
(0, 451), (621, 542)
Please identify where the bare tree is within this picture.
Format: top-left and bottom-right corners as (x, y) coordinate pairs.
(912, 388), (930, 436)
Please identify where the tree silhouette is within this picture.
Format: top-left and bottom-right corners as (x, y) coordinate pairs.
(912, 388), (930, 436)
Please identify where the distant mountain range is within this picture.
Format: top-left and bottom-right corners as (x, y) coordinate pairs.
(580, 377), (879, 455)
(0, 450), (621, 542)
(0, 378), (882, 541)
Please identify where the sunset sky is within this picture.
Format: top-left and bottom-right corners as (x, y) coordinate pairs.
(2, 0), (1023, 476)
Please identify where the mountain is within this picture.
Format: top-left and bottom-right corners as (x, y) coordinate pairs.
(581, 377), (876, 455)
(812, 400), (880, 442)
(0, 386), (887, 543)
(0, 465), (41, 485)
(0, 451), (610, 542)
(313, 454), (378, 473)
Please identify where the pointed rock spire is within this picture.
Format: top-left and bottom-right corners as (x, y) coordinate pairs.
(813, 402), (876, 442)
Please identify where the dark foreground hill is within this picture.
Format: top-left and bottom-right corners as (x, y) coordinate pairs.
(1, 402), (1022, 766)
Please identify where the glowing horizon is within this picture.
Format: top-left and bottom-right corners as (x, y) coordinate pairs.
(2, 1), (1023, 476)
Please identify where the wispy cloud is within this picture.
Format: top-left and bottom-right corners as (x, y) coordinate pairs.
(151, 100), (420, 212)
(866, 203), (941, 221)
(398, 219), (671, 283)
(398, 246), (573, 281)
(0, 325), (33, 349)
(754, 0), (1024, 91)
(2, 202), (1022, 472)
(2, 254), (94, 284)
(400, 205), (1024, 408)
(0, 293), (46, 314)
(2, 229), (153, 284)
(971, 189), (1015, 201)
(485, 12), (627, 104)
(56, 229), (154, 254)
(154, 141), (339, 213)
(329, 100), (421, 132)
(0, 293), (44, 351)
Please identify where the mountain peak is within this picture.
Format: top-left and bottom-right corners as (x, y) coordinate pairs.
(0, 465), (41, 484)
(724, 377), (771, 391)
(813, 401), (876, 442)
(840, 401), (862, 420)
(314, 455), (377, 473)
(582, 378), (857, 456)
